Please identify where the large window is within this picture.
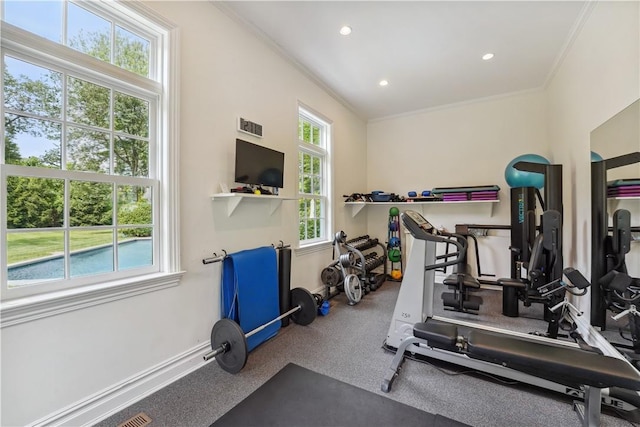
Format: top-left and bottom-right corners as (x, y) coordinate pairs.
(298, 106), (331, 245)
(1, 1), (179, 305)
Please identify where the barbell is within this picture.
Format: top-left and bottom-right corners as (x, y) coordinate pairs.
(203, 287), (317, 374)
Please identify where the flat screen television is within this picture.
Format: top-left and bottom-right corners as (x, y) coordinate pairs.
(234, 139), (285, 188)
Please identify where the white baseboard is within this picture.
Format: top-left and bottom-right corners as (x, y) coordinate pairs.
(30, 342), (211, 427)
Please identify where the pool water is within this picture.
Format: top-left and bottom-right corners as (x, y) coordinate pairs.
(8, 239), (152, 281)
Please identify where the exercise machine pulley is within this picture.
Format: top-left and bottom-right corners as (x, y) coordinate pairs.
(203, 287), (317, 373)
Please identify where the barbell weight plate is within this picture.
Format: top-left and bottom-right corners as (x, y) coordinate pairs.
(211, 318), (248, 374)
(344, 274), (363, 305)
(290, 287), (317, 326)
(321, 266), (340, 287)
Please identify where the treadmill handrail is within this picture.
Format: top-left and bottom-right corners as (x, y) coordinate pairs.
(425, 232), (465, 272)
(400, 211), (466, 272)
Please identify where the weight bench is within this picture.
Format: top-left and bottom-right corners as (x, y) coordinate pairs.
(442, 271), (482, 314)
(382, 320), (640, 426)
(441, 234), (483, 314)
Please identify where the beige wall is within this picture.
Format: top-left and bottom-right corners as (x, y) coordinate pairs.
(366, 91), (549, 279)
(1, 2), (367, 425)
(546, 1), (640, 298)
(2, 1), (639, 425)
(591, 99), (640, 181)
(365, 1), (640, 291)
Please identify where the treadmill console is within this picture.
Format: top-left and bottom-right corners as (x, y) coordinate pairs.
(402, 210), (439, 241)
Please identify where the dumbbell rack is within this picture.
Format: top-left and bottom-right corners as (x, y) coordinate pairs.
(387, 209), (403, 281)
(320, 232), (388, 305)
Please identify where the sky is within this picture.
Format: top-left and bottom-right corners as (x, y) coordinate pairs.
(4, 1), (91, 159)
(3, 1), (110, 45)
(3, 1), (150, 160)
(4, 1), (64, 43)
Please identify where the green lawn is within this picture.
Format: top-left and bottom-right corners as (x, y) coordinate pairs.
(7, 230), (114, 265)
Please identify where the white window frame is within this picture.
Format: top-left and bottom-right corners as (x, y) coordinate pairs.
(0, 1), (182, 327)
(297, 105), (332, 248)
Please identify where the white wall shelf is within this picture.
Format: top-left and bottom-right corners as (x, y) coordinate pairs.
(211, 193), (297, 216)
(344, 199), (500, 218)
(607, 197), (640, 214)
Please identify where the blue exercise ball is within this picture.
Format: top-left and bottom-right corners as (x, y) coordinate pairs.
(389, 237), (400, 247)
(591, 151), (603, 162)
(504, 154), (550, 189)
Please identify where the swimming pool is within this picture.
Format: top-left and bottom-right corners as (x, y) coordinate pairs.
(8, 239), (152, 281)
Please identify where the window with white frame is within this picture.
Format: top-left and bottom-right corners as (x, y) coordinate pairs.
(298, 107), (331, 245)
(0, 0), (179, 304)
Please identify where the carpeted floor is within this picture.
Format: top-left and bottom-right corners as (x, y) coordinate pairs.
(95, 282), (637, 427)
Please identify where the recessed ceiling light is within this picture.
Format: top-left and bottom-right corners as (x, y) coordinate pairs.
(379, 80), (389, 87)
(482, 53), (494, 61)
(339, 26), (352, 36)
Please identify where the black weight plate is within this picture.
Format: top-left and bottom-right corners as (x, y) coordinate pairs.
(321, 266), (340, 286)
(211, 318), (248, 374)
(290, 287), (317, 326)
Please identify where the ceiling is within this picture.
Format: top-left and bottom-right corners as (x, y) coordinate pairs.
(216, 1), (588, 121)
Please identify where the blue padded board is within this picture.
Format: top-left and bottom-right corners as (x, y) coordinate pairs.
(608, 179), (640, 188)
(222, 246), (280, 352)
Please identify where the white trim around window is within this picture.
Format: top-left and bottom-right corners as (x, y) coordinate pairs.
(0, 1), (183, 327)
(297, 103), (333, 248)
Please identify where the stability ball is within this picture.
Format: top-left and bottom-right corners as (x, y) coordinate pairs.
(504, 154), (550, 189)
(591, 151), (603, 162)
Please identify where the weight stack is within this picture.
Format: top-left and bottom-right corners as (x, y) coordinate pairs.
(278, 247), (292, 327)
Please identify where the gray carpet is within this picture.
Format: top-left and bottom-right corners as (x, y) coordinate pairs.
(95, 282), (637, 427)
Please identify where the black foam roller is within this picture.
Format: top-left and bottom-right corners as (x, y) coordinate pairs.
(278, 248), (292, 327)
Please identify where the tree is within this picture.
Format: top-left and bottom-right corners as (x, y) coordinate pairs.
(70, 181), (113, 227)
(4, 134), (21, 165)
(118, 199), (152, 237)
(3, 28), (150, 229)
(6, 158), (63, 229)
(65, 30), (149, 200)
(3, 63), (62, 165)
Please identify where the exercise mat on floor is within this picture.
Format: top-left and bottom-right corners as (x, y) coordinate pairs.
(211, 363), (468, 427)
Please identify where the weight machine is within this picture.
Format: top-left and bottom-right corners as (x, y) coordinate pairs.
(592, 152), (640, 328)
(382, 210), (640, 426)
(589, 152), (640, 373)
(501, 162), (564, 337)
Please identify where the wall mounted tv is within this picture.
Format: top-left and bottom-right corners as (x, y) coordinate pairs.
(234, 139), (285, 189)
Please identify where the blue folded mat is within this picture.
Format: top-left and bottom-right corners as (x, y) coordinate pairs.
(222, 246), (280, 352)
(608, 179), (640, 188)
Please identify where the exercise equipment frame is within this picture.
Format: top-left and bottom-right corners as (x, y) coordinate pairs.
(382, 210), (640, 426)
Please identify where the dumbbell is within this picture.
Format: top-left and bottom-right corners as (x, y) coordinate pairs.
(203, 287), (317, 374)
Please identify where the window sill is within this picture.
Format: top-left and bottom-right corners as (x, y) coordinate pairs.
(295, 241), (333, 256)
(1, 271), (184, 328)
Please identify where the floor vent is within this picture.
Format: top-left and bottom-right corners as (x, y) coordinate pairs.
(117, 412), (152, 427)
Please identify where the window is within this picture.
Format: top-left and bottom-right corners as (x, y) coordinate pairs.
(1, 1), (179, 307)
(298, 106), (331, 246)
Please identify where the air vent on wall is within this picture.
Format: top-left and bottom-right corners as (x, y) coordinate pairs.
(117, 412), (152, 427)
(238, 117), (263, 138)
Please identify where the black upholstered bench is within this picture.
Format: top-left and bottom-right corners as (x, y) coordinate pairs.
(408, 320), (640, 426)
